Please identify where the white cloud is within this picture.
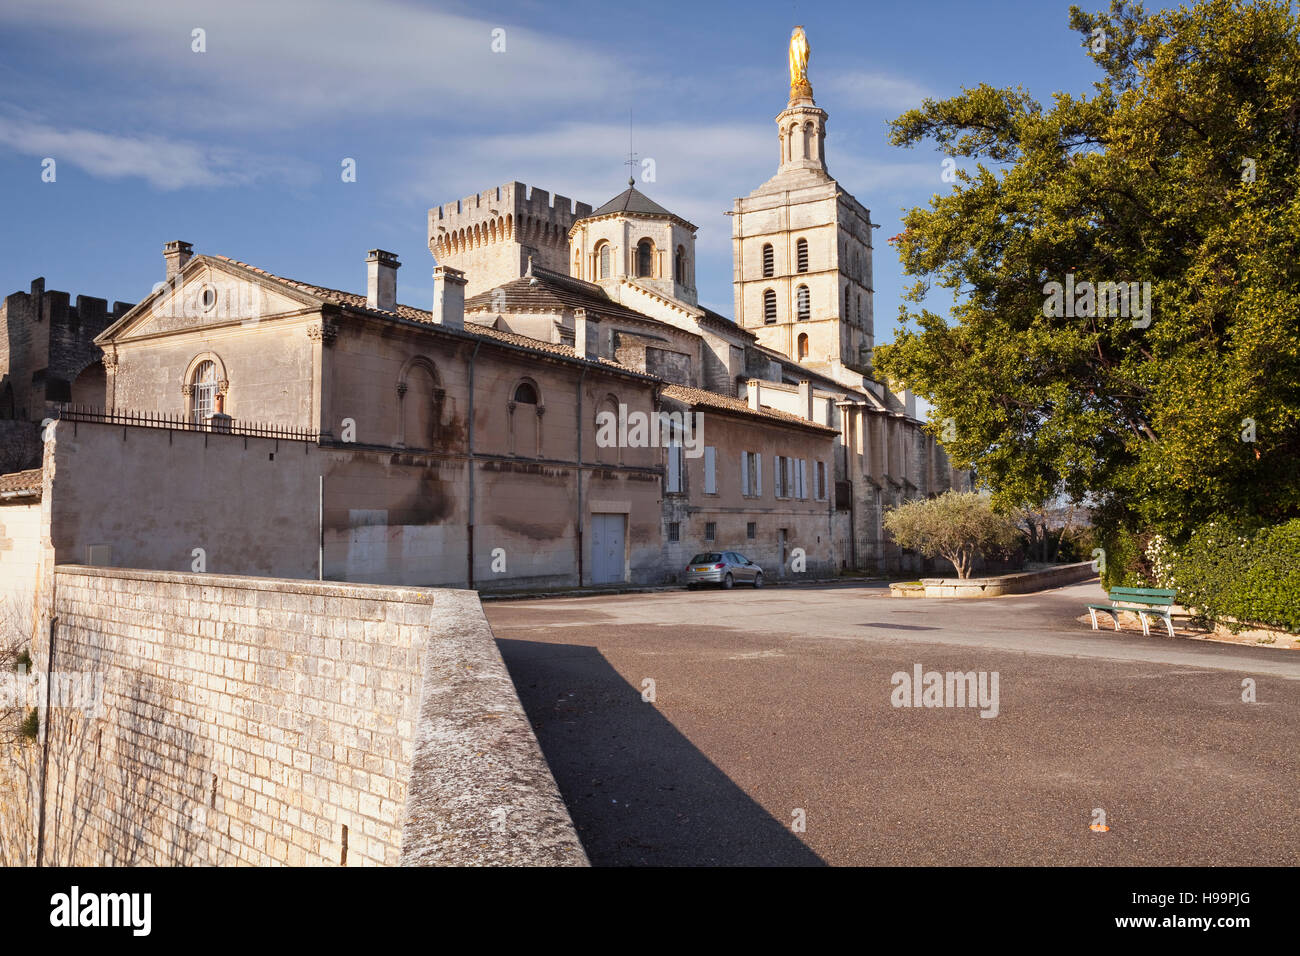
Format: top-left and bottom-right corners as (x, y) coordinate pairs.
(823, 71), (934, 113)
(0, 114), (313, 189)
(0, 0), (632, 131)
(410, 119), (776, 274)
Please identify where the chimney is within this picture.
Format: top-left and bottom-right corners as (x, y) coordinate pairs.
(747, 379), (762, 412)
(163, 241), (193, 281)
(366, 249), (400, 311)
(432, 265), (467, 329)
(574, 308), (601, 359)
(798, 380), (814, 421)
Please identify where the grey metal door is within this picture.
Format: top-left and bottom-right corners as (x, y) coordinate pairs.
(590, 513), (625, 584)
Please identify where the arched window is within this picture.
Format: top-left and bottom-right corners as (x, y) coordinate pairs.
(797, 333), (809, 360)
(509, 379), (542, 457)
(763, 289), (777, 324)
(844, 287), (851, 319)
(762, 244), (774, 278)
(796, 285), (810, 321)
(190, 360), (217, 422)
(597, 242), (611, 279)
(400, 359), (442, 450)
(796, 238), (809, 273)
(597, 395), (621, 464)
(636, 239), (654, 278)
(674, 245), (686, 283)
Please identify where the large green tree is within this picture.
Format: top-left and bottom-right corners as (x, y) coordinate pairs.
(875, 0), (1300, 542)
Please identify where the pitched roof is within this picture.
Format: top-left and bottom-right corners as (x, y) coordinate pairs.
(660, 384), (839, 435)
(213, 256), (436, 323)
(464, 265), (670, 330)
(0, 468), (42, 498)
(589, 184), (676, 219)
(210, 257), (653, 379)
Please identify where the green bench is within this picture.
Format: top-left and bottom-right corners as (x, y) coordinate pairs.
(1087, 587), (1178, 638)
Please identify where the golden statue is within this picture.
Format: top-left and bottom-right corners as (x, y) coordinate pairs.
(789, 25), (813, 102)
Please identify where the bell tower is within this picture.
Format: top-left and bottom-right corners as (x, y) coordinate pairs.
(731, 27), (876, 379)
(776, 25), (830, 180)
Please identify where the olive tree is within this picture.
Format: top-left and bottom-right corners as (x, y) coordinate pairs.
(883, 491), (1021, 579)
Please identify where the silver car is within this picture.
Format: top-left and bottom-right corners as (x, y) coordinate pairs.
(684, 551), (764, 589)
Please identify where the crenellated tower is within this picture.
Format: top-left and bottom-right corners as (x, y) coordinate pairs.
(429, 182), (592, 299)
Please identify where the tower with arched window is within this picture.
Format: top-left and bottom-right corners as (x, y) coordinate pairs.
(730, 27), (875, 381)
(566, 181), (698, 307)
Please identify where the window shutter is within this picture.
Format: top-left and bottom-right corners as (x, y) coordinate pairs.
(704, 446), (717, 494)
(754, 453), (762, 496)
(667, 445), (682, 493)
(741, 451), (750, 496)
(799, 459), (807, 498)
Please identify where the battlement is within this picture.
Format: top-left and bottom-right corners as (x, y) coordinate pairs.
(2, 279), (132, 331)
(1, 278), (134, 422)
(429, 182), (592, 297)
(431, 182), (592, 229)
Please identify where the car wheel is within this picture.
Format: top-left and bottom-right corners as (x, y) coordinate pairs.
(753, 572), (763, 589)
(723, 573), (734, 590)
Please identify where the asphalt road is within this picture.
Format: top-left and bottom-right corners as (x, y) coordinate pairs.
(486, 580), (1300, 866)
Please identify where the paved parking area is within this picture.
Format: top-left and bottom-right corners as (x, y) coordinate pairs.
(487, 581), (1300, 866)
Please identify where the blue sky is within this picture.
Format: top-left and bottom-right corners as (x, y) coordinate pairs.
(0, 0), (1114, 342)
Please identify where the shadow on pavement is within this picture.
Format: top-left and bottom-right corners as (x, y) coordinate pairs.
(497, 638), (825, 866)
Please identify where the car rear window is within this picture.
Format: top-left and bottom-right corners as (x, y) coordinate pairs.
(690, 553), (722, 564)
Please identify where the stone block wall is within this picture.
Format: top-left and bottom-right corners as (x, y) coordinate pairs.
(0, 566), (584, 866)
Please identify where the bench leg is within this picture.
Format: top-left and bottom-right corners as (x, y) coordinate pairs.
(1163, 615), (1174, 639)
(1138, 612), (1150, 636)
(1089, 608), (1099, 630)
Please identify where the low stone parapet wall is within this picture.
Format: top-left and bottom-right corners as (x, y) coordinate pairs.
(0, 565), (584, 866)
(889, 561), (1098, 598)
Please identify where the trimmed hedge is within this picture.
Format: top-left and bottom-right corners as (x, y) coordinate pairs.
(1162, 519), (1300, 633)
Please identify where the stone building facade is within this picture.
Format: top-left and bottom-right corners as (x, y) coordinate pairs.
(0, 27), (963, 582)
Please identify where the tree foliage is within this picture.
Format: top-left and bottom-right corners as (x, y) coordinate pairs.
(883, 491), (1021, 578)
(875, 0), (1300, 542)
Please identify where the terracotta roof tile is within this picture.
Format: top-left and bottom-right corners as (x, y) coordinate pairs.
(464, 266), (667, 329)
(0, 468), (42, 497)
(211, 256), (654, 379)
(660, 384), (838, 434)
